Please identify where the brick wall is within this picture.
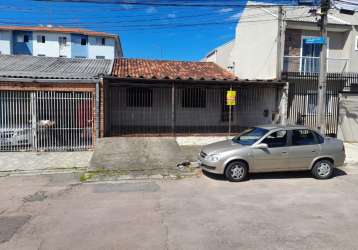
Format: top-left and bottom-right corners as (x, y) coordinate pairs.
(99, 79), (105, 138)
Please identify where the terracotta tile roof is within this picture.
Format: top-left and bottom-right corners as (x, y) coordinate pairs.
(111, 58), (236, 81)
(0, 26), (118, 38)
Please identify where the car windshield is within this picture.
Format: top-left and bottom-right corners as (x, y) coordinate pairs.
(232, 127), (269, 145)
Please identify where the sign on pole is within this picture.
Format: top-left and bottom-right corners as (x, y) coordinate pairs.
(304, 37), (326, 45)
(226, 90), (236, 106)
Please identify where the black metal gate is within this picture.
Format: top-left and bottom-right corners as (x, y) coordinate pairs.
(282, 72), (358, 136)
(108, 82), (281, 136)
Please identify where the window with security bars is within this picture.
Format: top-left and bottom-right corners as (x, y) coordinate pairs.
(126, 87), (153, 107)
(181, 88), (206, 108)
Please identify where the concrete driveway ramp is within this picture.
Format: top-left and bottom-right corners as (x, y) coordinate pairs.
(89, 137), (187, 174)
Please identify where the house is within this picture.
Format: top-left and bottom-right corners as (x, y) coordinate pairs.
(0, 54), (113, 152)
(0, 54), (288, 152)
(203, 3), (358, 79)
(0, 25), (122, 59)
(101, 58), (287, 137)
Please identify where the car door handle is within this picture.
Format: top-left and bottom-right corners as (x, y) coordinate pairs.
(312, 150), (316, 153)
(282, 151), (288, 154)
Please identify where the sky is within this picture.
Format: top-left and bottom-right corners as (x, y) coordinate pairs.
(0, 0), (296, 61)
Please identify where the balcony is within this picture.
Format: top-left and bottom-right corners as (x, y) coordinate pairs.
(283, 56), (350, 73)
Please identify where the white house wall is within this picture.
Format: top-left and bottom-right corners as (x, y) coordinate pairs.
(231, 6), (279, 79)
(32, 32), (71, 58)
(348, 26), (358, 71)
(0, 31), (12, 55)
(203, 40), (235, 72)
(88, 36), (115, 59)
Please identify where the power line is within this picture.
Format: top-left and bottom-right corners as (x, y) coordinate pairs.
(0, 14), (311, 31)
(34, 0), (301, 8)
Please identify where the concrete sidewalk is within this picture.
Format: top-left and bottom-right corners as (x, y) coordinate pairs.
(344, 143), (358, 167)
(0, 151), (92, 175)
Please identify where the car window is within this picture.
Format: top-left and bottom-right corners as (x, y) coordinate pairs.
(314, 132), (324, 144)
(262, 130), (287, 148)
(232, 127), (269, 146)
(292, 129), (317, 146)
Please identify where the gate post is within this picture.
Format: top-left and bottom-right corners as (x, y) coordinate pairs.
(171, 81), (176, 136)
(279, 82), (289, 126)
(30, 92), (38, 151)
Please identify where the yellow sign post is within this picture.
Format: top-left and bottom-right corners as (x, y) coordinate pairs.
(226, 90), (236, 106)
(226, 90), (237, 137)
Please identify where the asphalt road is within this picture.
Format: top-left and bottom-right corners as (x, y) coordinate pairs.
(1, 167), (358, 250)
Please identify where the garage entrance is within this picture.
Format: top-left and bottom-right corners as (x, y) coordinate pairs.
(338, 92), (358, 142)
(0, 90), (94, 151)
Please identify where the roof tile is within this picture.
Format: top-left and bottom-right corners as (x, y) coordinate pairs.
(111, 58), (236, 81)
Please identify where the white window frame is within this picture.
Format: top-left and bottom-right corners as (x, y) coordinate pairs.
(96, 37), (106, 46)
(16, 35), (28, 43)
(355, 36), (358, 51)
(58, 36), (67, 46)
(300, 35), (330, 73)
(37, 35), (46, 44)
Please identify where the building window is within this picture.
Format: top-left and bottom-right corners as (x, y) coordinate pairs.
(23, 35), (29, 43)
(75, 56), (87, 59)
(59, 37), (67, 46)
(17, 35), (29, 43)
(37, 35), (46, 43)
(96, 56), (105, 59)
(181, 88), (206, 108)
(306, 93), (333, 115)
(355, 36), (358, 51)
(126, 87), (153, 107)
(96, 37), (106, 46)
(81, 38), (87, 46)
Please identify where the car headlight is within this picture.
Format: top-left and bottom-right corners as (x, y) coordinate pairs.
(206, 154), (221, 162)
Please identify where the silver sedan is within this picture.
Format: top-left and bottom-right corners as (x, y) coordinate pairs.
(198, 125), (346, 182)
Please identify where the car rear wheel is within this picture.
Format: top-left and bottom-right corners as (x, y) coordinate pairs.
(311, 159), (334, 180)
(225, 161), (248, 182)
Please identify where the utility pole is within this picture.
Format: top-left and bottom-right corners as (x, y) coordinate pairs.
(317, 0), (330, 134)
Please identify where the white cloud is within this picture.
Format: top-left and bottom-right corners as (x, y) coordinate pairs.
(167, 13), (177, 18)
(120, 0), (137, 10)
(218, 8), (234, 13)
(121, 4), (132, 9)
(227, 13), (241, 21)
(146, 6), (157, 13)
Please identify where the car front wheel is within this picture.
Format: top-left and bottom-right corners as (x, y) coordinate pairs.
(225, 161), (248, 182)
(311, 159), (334, 180)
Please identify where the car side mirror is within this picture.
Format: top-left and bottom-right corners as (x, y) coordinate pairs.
(253, 143), (268, 149)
